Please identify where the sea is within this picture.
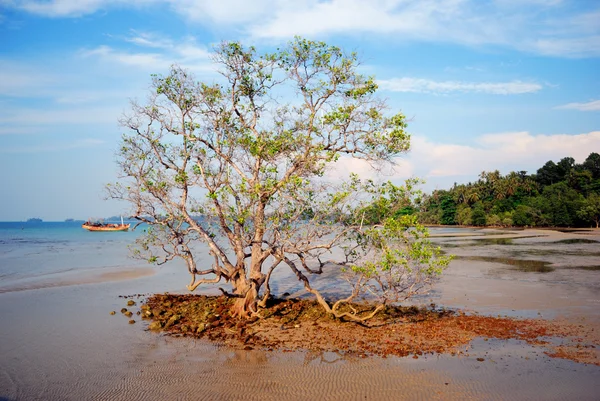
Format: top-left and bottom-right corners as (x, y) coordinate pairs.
(0, 221), (483, 294)
(0, 221), (159, 293)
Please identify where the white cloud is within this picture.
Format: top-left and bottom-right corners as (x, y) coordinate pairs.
(0, 63), (60, 97)
(322, 131), (600, 189)
(0, 126), (42, 135)
(82, 45), (169, 70)
(406, 131), (600, 184)
(556, 99), (600, 111)
(326, 156), (414, 181)
(81, 34), (213, 73)
(244, 0), (600, 58)
(0, 106), (125, 125)
(6, 1), (600, 57)
(17, 0), (116, 17)
(167, 0), (277, 24)
(378, 78), (542, 95)
(0, 138), (105, 153)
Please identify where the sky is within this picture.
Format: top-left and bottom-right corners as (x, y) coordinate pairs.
(0, 0), (599, 221)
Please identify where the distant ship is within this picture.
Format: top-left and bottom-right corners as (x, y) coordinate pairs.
(82, 217), (130, 232)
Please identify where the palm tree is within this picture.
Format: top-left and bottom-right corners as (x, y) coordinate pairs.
(468, 189), (480, 204)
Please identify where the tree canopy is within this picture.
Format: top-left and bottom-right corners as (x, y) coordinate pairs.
(109, 38), (451, 320)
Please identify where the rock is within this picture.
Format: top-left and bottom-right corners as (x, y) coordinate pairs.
(127, 300), (136, 306)
(124, 311), (133, 317)
(109, 311), (116, 315)
(128, 319), (136, 324)
(120, 308), (128, 314)
(148, 321), (163, 331)
(164, 314), (181, 329)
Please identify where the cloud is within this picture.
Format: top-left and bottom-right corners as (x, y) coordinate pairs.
(555, 100), (600, 111)
(16, 0), (117, 17)
(0, 106), (125, 125)
(378, 78), (542, 95)
(81, 45), (169, 70)
(0, 63), (61, 98)
(406, 131), (600, 184)
(167, 0), (276, 24)
(0, 126), (42, 135)
(326, 156), (414, 181)
(244, 0), (600, 58)
(0, 138), (105, 153)
(322, 131), (600, 190)
(81, 33), (213, 73)
(6, 1), (600, 57)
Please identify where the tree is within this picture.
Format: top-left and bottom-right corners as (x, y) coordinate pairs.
(538, 182), (585, 227)
(456, 204), (472, 226)
(439, 193), (457, 225)
(583, 152), (600, 179)
(471, 202), (487, 226)
(536, 160), (560, 186)
(109, 38), (451, 320)
(557, 157), (575, 180)
(512, 205), (535, 227)
(577, 193), (600, 228)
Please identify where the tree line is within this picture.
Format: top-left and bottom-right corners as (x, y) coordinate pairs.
(416, 153), (600, 228)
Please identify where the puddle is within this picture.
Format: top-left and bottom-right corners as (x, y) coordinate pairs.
(440, 236), (551, 248)
(472, 238), (513, 245)
(555, 229), (595, 233)
(441, 238), (513, 247)
(564, 265), (600, 271)
(515, 248), (600, 257)
(553, 238), (599, 244)
(456, 256), (554, 273)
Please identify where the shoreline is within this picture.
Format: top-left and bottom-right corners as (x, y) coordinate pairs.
(0, 266), (155, 294)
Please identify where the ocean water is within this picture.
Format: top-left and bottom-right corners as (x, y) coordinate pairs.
(0, 221), (150, 292)
(0, 222), (522, 296)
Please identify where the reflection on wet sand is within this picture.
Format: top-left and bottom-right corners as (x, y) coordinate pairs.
(455, 255), (554, 272)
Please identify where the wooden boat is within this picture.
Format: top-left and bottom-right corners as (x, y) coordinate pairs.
(82, 217), (130, 232)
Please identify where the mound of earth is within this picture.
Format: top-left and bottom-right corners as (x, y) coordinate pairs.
(120, 294), (599, 365)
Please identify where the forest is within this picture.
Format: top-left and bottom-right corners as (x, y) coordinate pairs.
(415, 152), (600, 228)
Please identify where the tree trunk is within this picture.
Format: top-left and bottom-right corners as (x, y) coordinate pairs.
(230, 271), (262, 319)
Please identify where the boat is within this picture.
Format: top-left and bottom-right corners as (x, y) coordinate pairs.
(82, 217), (130, 232)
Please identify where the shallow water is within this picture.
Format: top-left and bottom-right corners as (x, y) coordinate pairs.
(0, 225), (599, 400)
(455, 255), (554, 272)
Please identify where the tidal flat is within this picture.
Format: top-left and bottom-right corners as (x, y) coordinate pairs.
(0, 226), (599, 400)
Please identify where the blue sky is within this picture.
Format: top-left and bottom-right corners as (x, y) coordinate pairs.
(0, 0), (598, 221)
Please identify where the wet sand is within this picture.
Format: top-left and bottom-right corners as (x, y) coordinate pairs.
(0, 267), (155, 294)
(1, 228), (599, 400)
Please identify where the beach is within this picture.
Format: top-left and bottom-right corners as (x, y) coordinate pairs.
(1, 224), (599, 400)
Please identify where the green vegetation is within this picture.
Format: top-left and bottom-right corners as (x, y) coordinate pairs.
(417, 153), (600, 228)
